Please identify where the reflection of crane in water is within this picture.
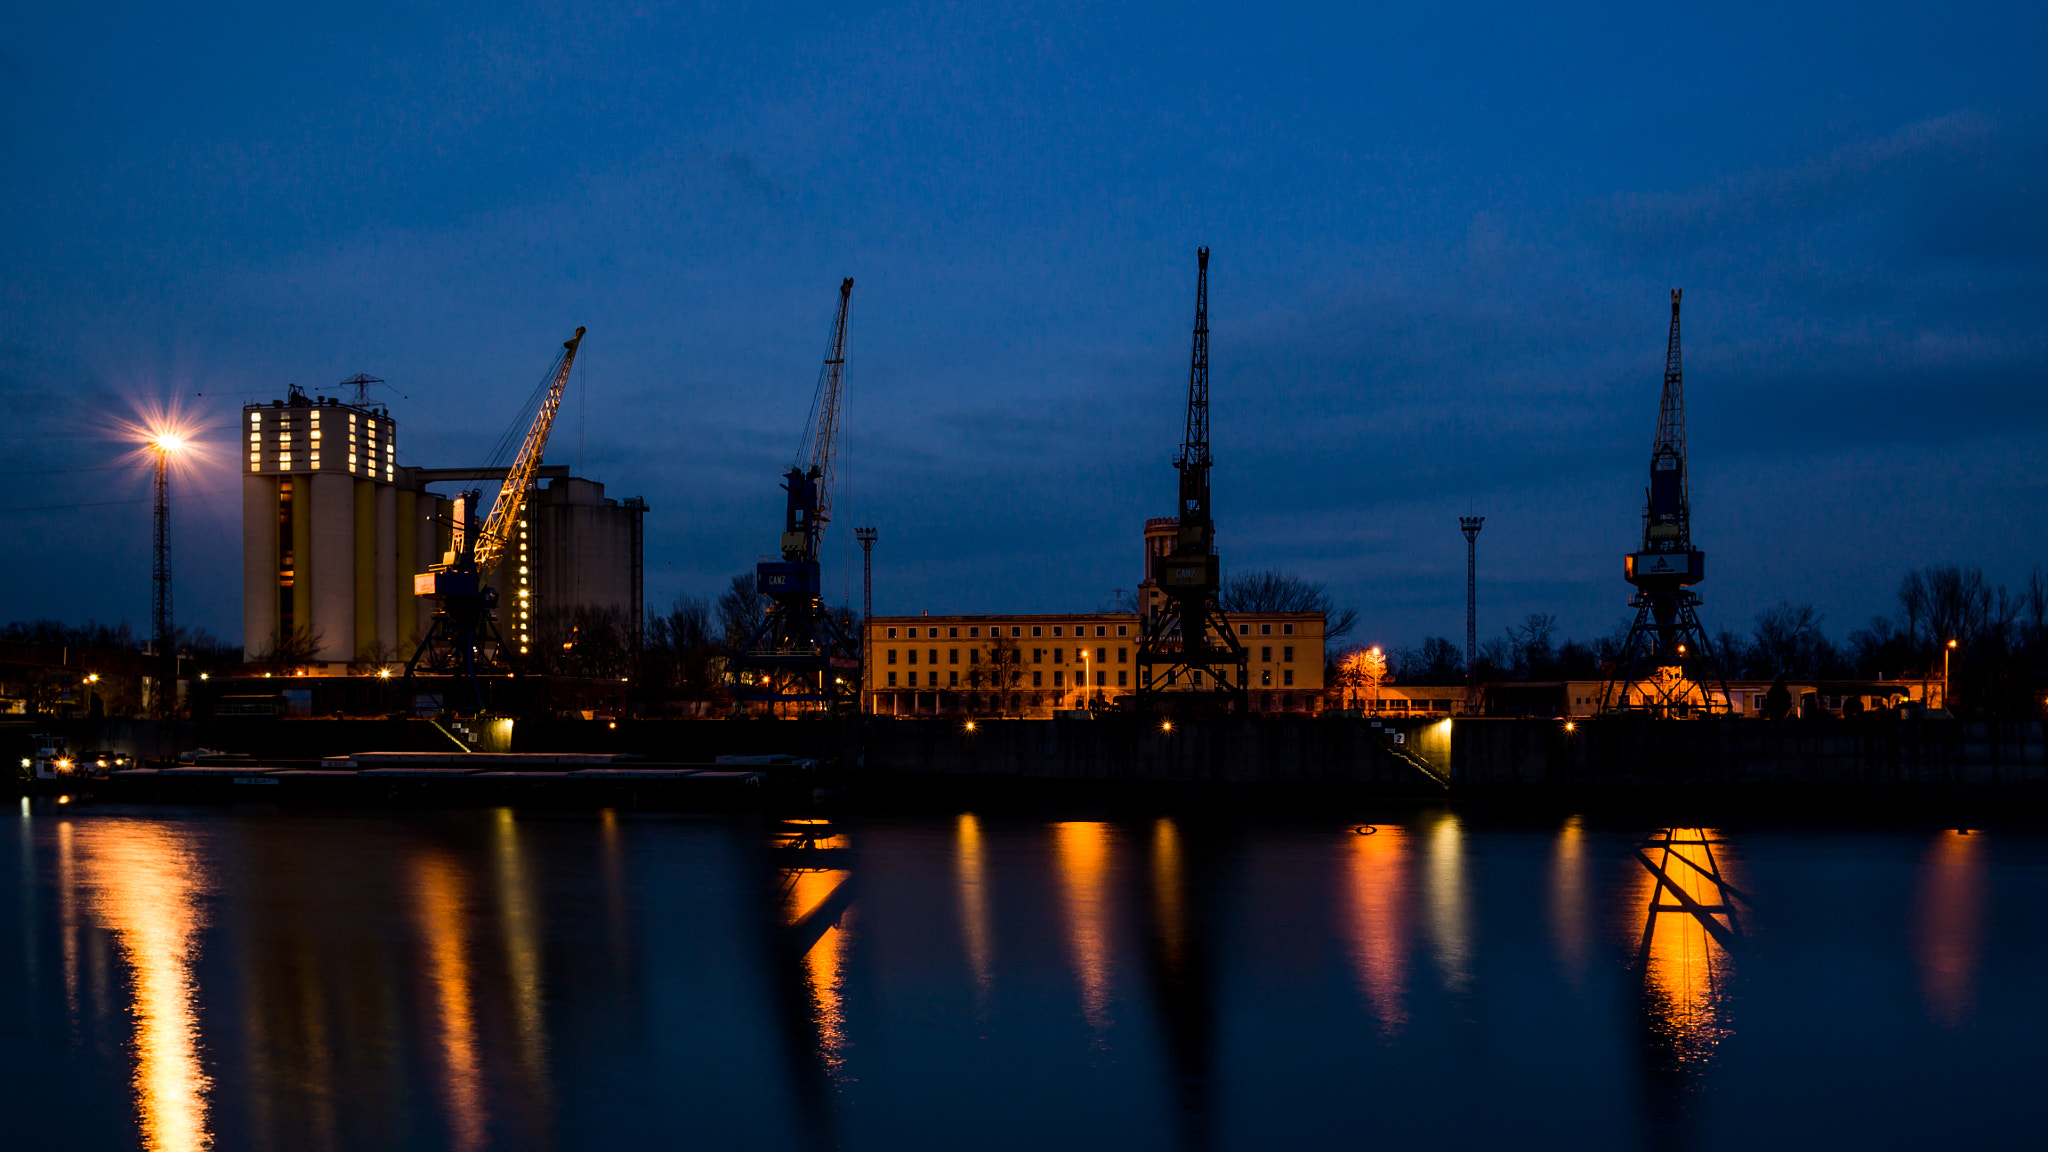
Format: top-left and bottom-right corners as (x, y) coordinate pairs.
(758, 818), (859, 1151)
(1141, 817), (1228, 1152)
(1631, 827), (1753, 1147)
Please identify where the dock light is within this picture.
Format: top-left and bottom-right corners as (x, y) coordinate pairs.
(377, 668), (391, 679)
(1564, 721), (1576, 732)
(199, 672), (209, 680)
(964, 719), (977, 732)
(608, 721), (617, 729)
(1161, 719), (1173, 733)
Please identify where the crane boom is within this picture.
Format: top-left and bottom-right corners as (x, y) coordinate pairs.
(779, 279), (853, 563)
(1645, 289), (1688, 549)
(805, 278), (854, 533)
(477, 326), (584, 574)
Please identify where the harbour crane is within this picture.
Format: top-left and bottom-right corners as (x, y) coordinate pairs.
(403, 326), (586, 714)
(1602, 291), (1730, 715)
(734, 278), (860, 712)
(1136, 248), (1248, 713)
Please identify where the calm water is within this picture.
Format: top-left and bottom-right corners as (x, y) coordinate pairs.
(2, 799), (2043, 1151)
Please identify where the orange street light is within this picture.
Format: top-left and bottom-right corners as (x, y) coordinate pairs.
(1944, 640), (1958, 710)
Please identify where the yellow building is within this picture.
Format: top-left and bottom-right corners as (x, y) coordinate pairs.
(863, 610), (1325, 717)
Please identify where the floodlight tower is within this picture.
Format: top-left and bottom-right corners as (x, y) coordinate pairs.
(149, 433), (181, 715)
(1602, 290), (1731, 716)
(1460, 515), (1483, 714)
(856, 526), (877, 624)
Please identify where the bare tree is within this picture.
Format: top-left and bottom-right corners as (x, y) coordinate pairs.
(1218, 569), (1358, 639)
(717, 572), (764, 649)
(1751, 602), (1838, 679)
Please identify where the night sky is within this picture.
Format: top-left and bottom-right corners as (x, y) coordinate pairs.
(3, 1), (2044, 653)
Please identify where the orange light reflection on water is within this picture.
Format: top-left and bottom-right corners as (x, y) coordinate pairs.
(1913, 830), (1985, 1027)
(1550, 815), (1590, 980)
(414, 853), (486, 1152)
(1053, 822), (1114, 1031)
(1342, 825), (1411, 1035)
(76, 820), (213, 1152)
(956, 814), (994, 997)
(1424, 814), (1471, 993)
(1632, 828), (1736, 1062)
(1152, 818), (1186, 976)
(786, 869), (854, 1066)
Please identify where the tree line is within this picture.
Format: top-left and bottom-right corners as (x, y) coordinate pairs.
(1358, 563), (2048, 717)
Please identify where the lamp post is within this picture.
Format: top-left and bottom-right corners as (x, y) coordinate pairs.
(1943, 639), (1957, 712)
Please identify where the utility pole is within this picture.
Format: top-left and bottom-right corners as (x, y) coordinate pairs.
(857, 525), (877, 714)
(1460, 516), (1483, 715)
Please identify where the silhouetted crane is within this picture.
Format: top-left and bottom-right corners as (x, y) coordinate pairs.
(735, 278), (861, 712)
(1603, 292), (1730, 715)
(1137, 249), (1248, 712)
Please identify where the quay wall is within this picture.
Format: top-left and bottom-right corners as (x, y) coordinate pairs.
(9, 716), (2047, 793)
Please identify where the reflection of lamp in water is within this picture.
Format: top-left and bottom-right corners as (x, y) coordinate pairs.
(491, 809), (551, 1102)
(77, 820), (213, 1152)
(1550, 815), (1590, 980)
(956, 814), (994, 996)
(1151, 818), (1186, 975)
(1343, 823), (1412, 1035)
(1424, 814), (1471, 992)
(415, 852), (487, 1151)
(1054, 822), (1114, 1031)
(1913, 830), (1984, 1027)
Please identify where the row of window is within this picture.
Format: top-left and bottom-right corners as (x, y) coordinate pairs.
(883, 667), (1298, 688)
(880, 620), (1302, 639)
(884, 645), (1296, 665)
(888, 670), (1131, 688)
(885, 623), (1132, 639)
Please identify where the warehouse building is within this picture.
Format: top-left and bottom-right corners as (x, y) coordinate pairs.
(862, 610), (1325, 717)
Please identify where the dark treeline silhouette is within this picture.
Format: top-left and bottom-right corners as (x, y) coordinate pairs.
(1377, 563), (2048, 717)
(638, 573), (859, 708)
(1, 618), (238, 663)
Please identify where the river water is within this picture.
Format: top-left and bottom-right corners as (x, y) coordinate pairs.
(2, 799), (2042, 1151)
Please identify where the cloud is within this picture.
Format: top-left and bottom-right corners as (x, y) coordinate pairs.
(1601, 112), (2000, 251)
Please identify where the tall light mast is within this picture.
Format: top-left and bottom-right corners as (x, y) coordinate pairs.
(150, 437), (176, 716)
(1136, 248), (1248, 712)
(1604, 290), (1730, 715)
(1460, 515), (1483, 714)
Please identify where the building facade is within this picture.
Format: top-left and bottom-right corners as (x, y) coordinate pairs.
(241, 390), (445, 665)
(863, 611), (1325, 717)
(241, 388), (647, 670)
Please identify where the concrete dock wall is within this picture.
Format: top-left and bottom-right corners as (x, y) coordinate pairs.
(11, 715), (2047, 792)
(859, 716), (1419, 786)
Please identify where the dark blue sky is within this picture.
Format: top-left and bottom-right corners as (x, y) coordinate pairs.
(3, 1), (2044, 653)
